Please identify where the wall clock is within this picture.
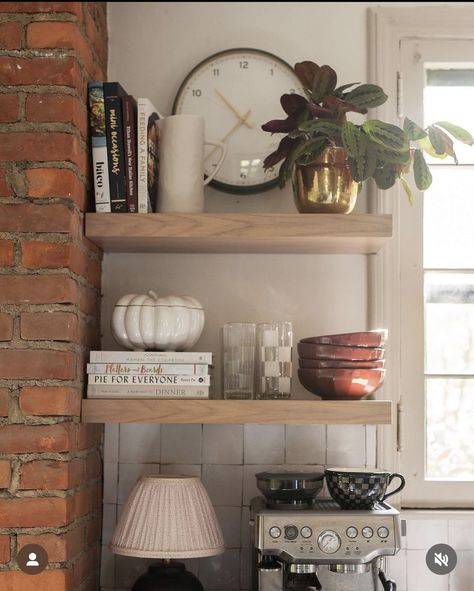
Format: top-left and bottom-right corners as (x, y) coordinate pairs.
(172, 48), (302, 194)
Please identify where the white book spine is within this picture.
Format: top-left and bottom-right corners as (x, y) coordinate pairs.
(89, 351), (213, 364)
(88, 374), (210, 386)
(91, 143), (111, 212)
(87, 384), (209, 398)
(86, 363), (210, 375)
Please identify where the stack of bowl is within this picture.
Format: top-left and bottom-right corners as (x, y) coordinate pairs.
(297, 330), (387, 400)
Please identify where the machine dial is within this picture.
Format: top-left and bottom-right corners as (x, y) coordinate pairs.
(377, 526), (390, 539)
(362, 527), (374, 539)
(317, 530), (341, 554)
(346, 527), (358, 539)
(301, 527), (313, 539)
(284, 525), (299, 540)
(269, 526), (281, 539)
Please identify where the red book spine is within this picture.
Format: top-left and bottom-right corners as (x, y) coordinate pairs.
(122, 95), (138, 213)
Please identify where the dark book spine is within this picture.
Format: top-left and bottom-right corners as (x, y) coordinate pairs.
(122, 95), (138, 213)
(104, 84), (127, 212)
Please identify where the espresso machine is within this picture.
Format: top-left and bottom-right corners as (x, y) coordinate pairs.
(251, 473), (401, 591)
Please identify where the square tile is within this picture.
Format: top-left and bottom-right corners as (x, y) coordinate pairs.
(160, 464), (202, 478)
(161, 424), (202, 464)
(117, 463), (160, 504)
(285, 425), (326, 464)
(326, 425), (366, 467)
(214, 506), (242, 548)
(103, 462), (118, 503)
(365, 425), (377, 467)
(100, 545), (115, 588)
(202, 464), (243, 506)
(406, 549), (448, 591)
(405, 519), (448, 550)
(448, 519), (474, 550)
(203, 425), (243, 464)
(119, 423), (161, 463)
(103, 423), (119, 462)
(199, 549), (240, 590)
(102, 503), (117, 545)
(240, 548), (251, 590)
(241, 506), (251, 548)
(449, 550), (474, 591)
(387, 548), (407, 590)
(244, 425), (285, 464)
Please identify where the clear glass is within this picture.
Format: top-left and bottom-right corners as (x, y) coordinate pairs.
(222, 323), (256, 400)
(255, 321), (293, 399)
(424, 168), (474, 269)
(426, 377), (474, 479)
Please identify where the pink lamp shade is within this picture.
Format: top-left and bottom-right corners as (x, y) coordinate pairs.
(110, 475), (225, 559)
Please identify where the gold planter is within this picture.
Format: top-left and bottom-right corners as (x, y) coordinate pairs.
(292, 146), (359, 214)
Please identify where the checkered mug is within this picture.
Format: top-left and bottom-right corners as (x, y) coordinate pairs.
(325, 467), (405, 509)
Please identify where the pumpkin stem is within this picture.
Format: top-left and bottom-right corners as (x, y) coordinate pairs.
(148, 290), (158, 300)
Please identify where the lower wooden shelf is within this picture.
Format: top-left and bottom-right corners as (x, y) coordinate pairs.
(81, 399), (392, 424)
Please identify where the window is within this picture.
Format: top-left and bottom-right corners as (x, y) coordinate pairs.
(370, 8), (474, 507)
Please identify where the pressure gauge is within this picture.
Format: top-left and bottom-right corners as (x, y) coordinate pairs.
(317, 530), (341, 554)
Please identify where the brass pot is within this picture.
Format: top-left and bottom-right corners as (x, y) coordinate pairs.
(292, 146), (359, 214)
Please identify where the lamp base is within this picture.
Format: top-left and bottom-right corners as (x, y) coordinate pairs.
(131, 561), (204, 591)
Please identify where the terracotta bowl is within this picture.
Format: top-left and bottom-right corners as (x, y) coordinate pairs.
(298, 358), (385, 370)
(297, 342), (385, 361)
(297, 368), (385, 400)
(300, 329), (387, 348)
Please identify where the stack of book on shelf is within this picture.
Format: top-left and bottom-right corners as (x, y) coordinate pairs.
(87, 350), (213, 399)
(87, 81), (162, 214)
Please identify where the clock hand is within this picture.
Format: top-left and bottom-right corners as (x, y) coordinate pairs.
(214, 89), (255, 128)
(204, 110), (251, 164)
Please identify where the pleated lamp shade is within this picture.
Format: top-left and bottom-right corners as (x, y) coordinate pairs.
(111, 475), (225, 559)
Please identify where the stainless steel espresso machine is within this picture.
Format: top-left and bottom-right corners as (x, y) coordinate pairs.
(251, 473), (401, 591)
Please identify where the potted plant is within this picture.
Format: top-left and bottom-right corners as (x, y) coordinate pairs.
(262, 60), (473, 213)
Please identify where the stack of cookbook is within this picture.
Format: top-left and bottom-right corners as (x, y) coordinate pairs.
(86, 350), (213, 399)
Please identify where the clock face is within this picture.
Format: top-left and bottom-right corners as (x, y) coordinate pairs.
(173, 48), (303, 194)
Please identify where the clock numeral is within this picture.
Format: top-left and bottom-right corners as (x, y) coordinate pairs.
(240, 172), (247, 179)
(270, 68), (274, 76)
(192, 89), (202, 97)
(213, 68), (220, 76)
(239, 61), (249, 69)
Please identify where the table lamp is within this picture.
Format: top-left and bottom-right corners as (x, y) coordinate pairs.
(111, 475), (225, 591)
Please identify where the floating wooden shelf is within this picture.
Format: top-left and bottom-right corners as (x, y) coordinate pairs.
(81, 399), (392, 425)
(85, 213), (392, 254)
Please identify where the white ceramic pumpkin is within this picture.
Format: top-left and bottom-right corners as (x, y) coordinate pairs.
(111, 291), (205, 351)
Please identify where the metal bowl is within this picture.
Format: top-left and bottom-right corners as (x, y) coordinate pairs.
(255, 471), (325, 502)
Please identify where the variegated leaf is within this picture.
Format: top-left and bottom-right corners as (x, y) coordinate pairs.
(345, 84), (388, 108)
(434, 121), (474, 145)
(403, 117), (426, 141)
(362, 120), (408, 152)
(374, 164), (397, 190)
(413, 149), (432, 191)
(341, 121), (366, 158)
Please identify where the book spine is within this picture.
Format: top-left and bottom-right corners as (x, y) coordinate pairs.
(86, 363), (210, 375)
(89, 351), (213, 364)
(136, 99), (149, 213)
(88, 374), (210, 385)
(87, 384), (209, 398)
(87, 82), (111, 212)
(104, 92), (127, 212)
(122, 95), (138, 213)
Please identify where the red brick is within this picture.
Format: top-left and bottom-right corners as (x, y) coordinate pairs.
(21, 311), (78, 341)
(26, 167), (86, 208)
(20, 386), (81, 417)
(0, 275), (78, 304)
(76, 423), (102, 451)
(18, 526), (84, 563)
(0, 21), (21, 49)
(27, 21), (96, 78)
(0, 535), (10, 565)
(0, 423), (76, 453)
(0, 313), (13, 341)
(0, 132), (83, 170)
(70, 246), (101, 288)
(0, 169), (10, 196)
(25, 93), (88, 139)
(21, 241), (70, 269)
(0, 3), (83, 18)
(0, 570), (72, 591)
(0, 94), (19, 122)
(79, 284), (100, 316)
(85, 7), (107, 69)
(20, 458), (84, 490)
(0, 461), (11, 489)
(0, 349), (76, 379)
(0, 56), (82, 88)
(0, 239), (14, 267)
(0, 496), (73, 527)
(0, 388), (8, 417)
(0, 203), (75, 233)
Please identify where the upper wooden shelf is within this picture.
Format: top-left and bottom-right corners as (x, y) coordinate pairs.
(85, 213), (392, 254)
(81, 399), (392, 425)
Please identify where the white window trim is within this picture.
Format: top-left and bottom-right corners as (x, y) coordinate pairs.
(368, 6), (474, 508)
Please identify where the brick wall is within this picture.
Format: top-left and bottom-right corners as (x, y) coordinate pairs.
(0, 3), (107, 590)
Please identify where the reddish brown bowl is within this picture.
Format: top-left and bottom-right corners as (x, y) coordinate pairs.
(297, 342), (385, 361)
(300, 329), (387, 348)
(298, 368), (386, 400)
(299, 358), (385, 370)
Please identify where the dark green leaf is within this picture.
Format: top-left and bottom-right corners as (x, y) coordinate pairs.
(374, 143), (410, 164)
(311, 65), (337, 103)
(345, 84), (388, 108)
(374, 164), (397, 189)
(348, 145), (376, 182)
(341, 121), (366, 158)
(294, 137), (327, 166)
(403, 117), (426, 141)
(298, 120), (341, 138)
(434, 121), (474, 145)
(334, 82), (359, 97)
(413, 149), (432, 191)
(362, 120), (408, 152)
(428, 126), (447, 155)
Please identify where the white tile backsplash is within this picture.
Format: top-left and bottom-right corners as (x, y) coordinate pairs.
(203, 424), (243, 464)
(387, 548), (407, 591)
(449, 550), (474, 591)
(119, 423), (161, 463)
(103, 423), (119, 462)
(202, 464), (243, 506)
(117, 462), (160, 504)
(406, 549), (449, 591)
(160, 463), (202, 478)
(103, 462), (118, 504)
(161, 424), (202, 464)
(285, 424), (326, 464)
(448, 519), (474, 550)
(199, 549), (240, 590)
(214, 506), (242, 548)
(405, 519), (449, 550)
(243, 424), (285, 464)
(326, 424), (366, 466)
